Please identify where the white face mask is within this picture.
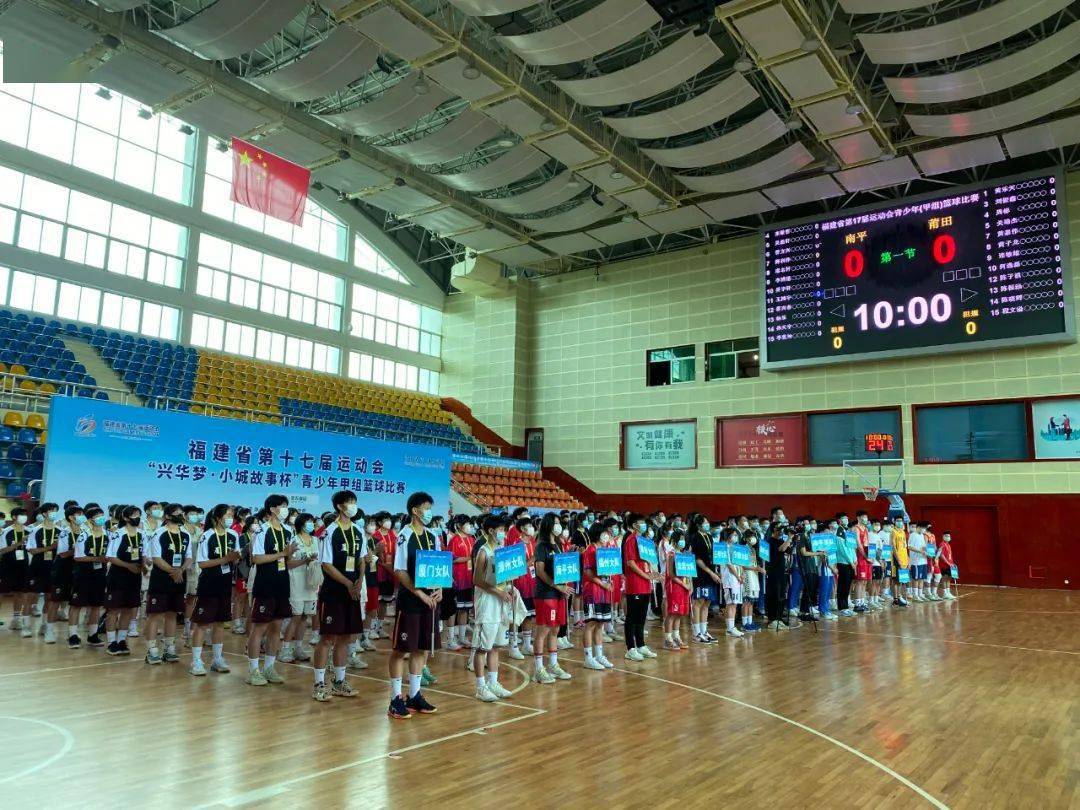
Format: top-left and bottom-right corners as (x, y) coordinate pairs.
(381, 520), (392, 529)
(523, 525), (535, 537)
(600, 533), (611, 543)
(365, 523), (376, 534)
(463, 524), (474, 536)
(552, 523), (562, 535)
(561, 529), (569, 539)
(840, 516), (849, 527)
(277, 506), (289, 520)
(15, 515), (27, 525)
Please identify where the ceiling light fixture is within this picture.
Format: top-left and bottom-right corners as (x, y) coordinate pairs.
(412, 73), (429, 95)
(462, 64), (480, 80)
(539, 119), (557, 132)
(137, 107), (152, 120)
(178, 123), (195, 135)
(845, 102), (863, 115)
(621, 213), (636, 223)
(566, 176), (582, 189)
(609, 168), (625, 180)
(800, 37), (820, 52)
(785, 116), (803, 130)
(733, 57), (753, 73)
(215, 140), (229, 153)
(94, 87), (112, 101)
(496, 137), (514, 148)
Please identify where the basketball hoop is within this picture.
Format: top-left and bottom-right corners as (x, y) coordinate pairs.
(862, 486), (879, 502)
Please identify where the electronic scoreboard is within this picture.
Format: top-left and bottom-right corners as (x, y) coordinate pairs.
(762, 171), (1073, 369)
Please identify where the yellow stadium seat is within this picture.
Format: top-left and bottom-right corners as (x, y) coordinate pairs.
(10, 364), (26, 376)
(18, 380), (35, 393)
(38, 430), (47, 444)
(39, 382), (56, 395)
(0, 362), (6, 374)
(26, 414), (46, 430)
(4, 411), (24, 427)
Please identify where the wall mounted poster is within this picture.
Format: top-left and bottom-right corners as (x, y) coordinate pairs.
(1032, 398), (1080, 459)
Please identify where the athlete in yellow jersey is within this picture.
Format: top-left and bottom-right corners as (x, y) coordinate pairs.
(890, 517), (910, 607)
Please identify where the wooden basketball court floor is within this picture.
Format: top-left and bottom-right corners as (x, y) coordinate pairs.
(1, 587), (1076, 810)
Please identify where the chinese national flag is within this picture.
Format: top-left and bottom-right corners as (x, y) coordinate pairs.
(230, 137), (311, 226)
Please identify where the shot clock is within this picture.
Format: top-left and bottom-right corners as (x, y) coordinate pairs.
(762, 170), (1073, 369)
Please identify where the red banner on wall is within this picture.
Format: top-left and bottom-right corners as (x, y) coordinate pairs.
(717, 414), (805, 467)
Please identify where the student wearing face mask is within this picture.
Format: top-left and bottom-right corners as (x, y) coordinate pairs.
(178, 505), (204, 642)
(27, 503), (66, 643)
(445, 514), (474, 652)
(470, 515), (515, 701)
(764, 525), (794, 630)
(280, 512), (321, 665)
(361, 515), (381, 650)
(531, 513), (572, 683)
(189, 504), (240, 676)
(907, 521), (928, 602)
(50, 506), (83, 639)
(852, 511), (872, 613)
(890, 517), (910, 607)
(387, 491), (441, 720)
(232, 514), (258, 635)
(372, 511), (397, 640)
(1, 508), (33, 635)
(70, 506), (109, 648)
(555, 521), (575, 651)
(621, 514), (659, 659)
(580, 523), (615, 670)
(923, 522), (941, 601)
(936, 530), (957, 599)
(569, 514), (590, 628)
(688, 515), (720, 643)
(506, 515), (537, 659)
(142, 504), (190, 664)
(104, 505), (145, 655)
(663, 529), (691, 650)
(247, 494), (296, 686)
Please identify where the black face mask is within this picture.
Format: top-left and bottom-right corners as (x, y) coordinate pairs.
(126, 516), (141, 527)
(167, 514), (184, 524)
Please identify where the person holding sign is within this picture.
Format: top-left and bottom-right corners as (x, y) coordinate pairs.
(247, 494), (295, 686)
(446, 514), (476, 653)
(580, 525), (616, 670)
(470, 515), (514, 702)
(144, 505), (191, 665)
(387, 491), (442, 720)
(622, 514), (659, 660)
(936, 531), (957, 600)
(310, 491), (367, 702)
(664, 530), (692, 650)
(923, 522), (941, 601)
(188, 504), (240, 676)
(688, 515), (720, 643)
(890, 517), (910, 607)
(720, 530), (745, 638)
(869, 518), (889, 610)
(532, 514), (572, 683)
(907, 522), (928, 602)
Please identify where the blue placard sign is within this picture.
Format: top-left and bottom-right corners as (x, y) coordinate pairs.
(897, 567), (911, 584)
(553, 551), (581, 585)
(636, 538), (659, 567)
(674, 552), (697, 578)
(494, 544), (527, 583)
(727, 544), (752, 567)
(415, 550), (452, 589)
(596, 547), (622, 577)
(758, 539), (770, 562)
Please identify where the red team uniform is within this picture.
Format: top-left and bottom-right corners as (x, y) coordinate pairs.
(854, 522), (872, 581)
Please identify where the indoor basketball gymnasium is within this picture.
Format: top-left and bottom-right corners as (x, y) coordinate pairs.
(0, 0), (1076, 808)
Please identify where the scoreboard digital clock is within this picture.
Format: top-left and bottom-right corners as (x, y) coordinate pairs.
(864, 432), (895, 454)
(762, 170), (1073, 370)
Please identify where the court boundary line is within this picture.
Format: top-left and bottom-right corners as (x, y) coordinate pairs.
(0, 658), (141, 678)
(559, 656), (949, 810)
(0, 717), (75, 785)
(832, 628), (1078, 655)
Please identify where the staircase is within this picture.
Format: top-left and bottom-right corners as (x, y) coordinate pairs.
(61, 336), (142, 405)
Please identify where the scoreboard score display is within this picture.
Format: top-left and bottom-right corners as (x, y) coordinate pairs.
(864, 432), (894, 454)
(762, 171), (1073, 369)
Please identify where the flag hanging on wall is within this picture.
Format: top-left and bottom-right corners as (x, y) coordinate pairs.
(230, 137), (311, 226)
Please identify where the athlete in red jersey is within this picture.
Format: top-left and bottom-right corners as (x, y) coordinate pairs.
(372, 512), (397, 639)
(505, 513), (536, 658)
(853, 511), (872, 612)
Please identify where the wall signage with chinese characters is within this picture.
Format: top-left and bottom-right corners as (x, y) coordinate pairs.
(621, 420), (697, 470)
(716, 414), (805, 467)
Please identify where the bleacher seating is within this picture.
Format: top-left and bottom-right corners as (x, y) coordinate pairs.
(93, 328), (198, 404)
(0, 311), (98, 395)
(451, 462), (584, 510)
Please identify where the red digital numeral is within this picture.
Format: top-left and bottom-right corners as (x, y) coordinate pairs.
(843, 249), (864, 278)
(932, 233), (956, 264)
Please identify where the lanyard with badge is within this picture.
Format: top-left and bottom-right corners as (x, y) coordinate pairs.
(90, 532), (105, 570)
(43, 527), (55, 561)
(270, 526), (286, 571)
(126, 531), (141, 564)
(216, 531), (233, 575)
(167, 529), (183, 567)
(342, 524), (358, 574)
(13, 529), (25, 561)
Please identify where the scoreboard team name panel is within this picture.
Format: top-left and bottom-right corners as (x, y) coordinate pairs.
(762, 172), (1070, 369)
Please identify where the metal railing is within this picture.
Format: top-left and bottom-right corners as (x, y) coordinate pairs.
(0, 371), (136, 414)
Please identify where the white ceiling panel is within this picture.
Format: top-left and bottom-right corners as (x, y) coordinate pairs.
(352, 6), (441, 60)
(614, 187), (664, 212)
(698, 191), (776, 222)
(447, 0), (540, 14)
(886, 22), (1080, 104)
(0, 1), (99, 82)
(319, 74), (453, 137)
(675, 141), (814, 193)
(732, 4), (805, 60)
(408, 207), (482, 235)
(802, 97), (863, 135)
(382, 111), (503, 166)
(536, 232), (605, 255)
(586, 218), (658, 245)
(576, 163), (636, 194)
(91, 51), (195, 108)
(483, 171), (583, 215)
(500, 0), (660, 66)
(601, 73), (758, 140)
(513, 197), (624, 232)
(554, 32), (722, 107)
(249, 26), (378, 102)
(311, 159), (389, 193)
(840, 0), (934, 11)
(641, 110), (787, 169)
(485, 98), (548, 137)
(488, 243), (550, 264)
(913, 137), (1006, 175)
(835, 156), (921, 192)
(175, 94), (269, 139)
(364, 185), (440, 214)
(763, 174), (844, 207)
(1002, 113), (1080, 157)
(770, 55), (838, 101)
(829, 131), (883, 165)
(437, 144), (549, 192)
(534, 132), (598, 165)
(906, 72), (1080, 138)
(255, 127), (336, 166)
(454, 228), (521, 252)
(427, 57), (503, 101)
(640, 205), (713, 233)
(858, 0), (1072, 65)
(158, 0), (308, 61)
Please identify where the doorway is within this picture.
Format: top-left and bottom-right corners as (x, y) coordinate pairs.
(921, 505), (1001, 586)
(525, 428), (544, 466)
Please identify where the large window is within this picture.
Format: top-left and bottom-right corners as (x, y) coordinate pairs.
(347, 350), (439, 394)
(197, 234), (343, 330)
(191, 312), (339, 373)
(706, 338), (760, 381)
(202, 144), (347, 260)
(0, 266), (178, 339)
(0, 164), (186, 288)
(646, 345), (695, 386)
(807, 408), (902, 465)
(354, 233), (410, 285)
(914, 402), (1030, 463)
(0, 79), (195, 204)
(350, 283), (441, 356)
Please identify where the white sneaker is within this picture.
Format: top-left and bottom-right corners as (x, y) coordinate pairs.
(583, 657), (606, 671)
(624, 648), (645, 661)
(824, 613), (839, 621)
(788, 607), (799, 617)
(522, 641), (534, 655)
(602, 633), (615, 642)
(598, 655), (614, 669)
(128, 623), (139, 638)
(20, 624), (32, 638)
(943, 592), (956, 600)
(465, 654), (475, 672)
(278, 646), (295, 663)
(637, 646), (658, 659)
(531, 667), (555, 684)
(840, 609), (855, 617)
(43, 625), (57, 644)
(347, 653), (368, 669)
(475, 684), (498, 702)
(557, 637), (572, 650)
(446, 641), (463, 651)
(488, 681), (512, 698)
(548, 664), (572, 680)
(189, 658), (207, 676)
(726, 627), (744, 638)
(232, 620), (245, 634)
(360, 636), (377, 651)
(507, 646), (525, 660)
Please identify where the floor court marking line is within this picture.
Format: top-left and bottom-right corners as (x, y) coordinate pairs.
(437, 649), (534, 697)
(203, 708), (547, 809)
(0, 658), (140, 678)
(0, 717), (76, 785)
(832, 629), (1078, 655)
(559, 656), (949, 810)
